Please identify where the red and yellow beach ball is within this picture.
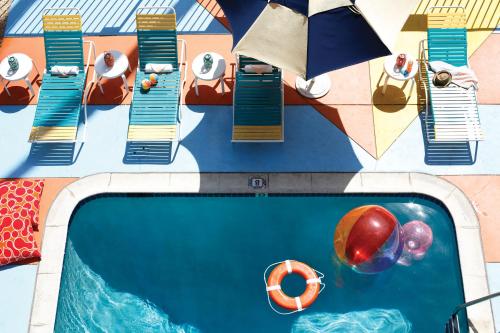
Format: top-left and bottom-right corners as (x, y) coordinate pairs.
(334, 205), (403, 274)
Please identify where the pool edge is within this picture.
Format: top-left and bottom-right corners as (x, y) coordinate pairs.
(28, 172), (494, 333)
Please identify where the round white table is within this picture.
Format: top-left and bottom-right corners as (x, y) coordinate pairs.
(192, 52), (226, 96)
(94, 50), (131, 94)
(382, 53), (418, 96)
(0, 53), (39, 96)
(295, 74), (331, 99)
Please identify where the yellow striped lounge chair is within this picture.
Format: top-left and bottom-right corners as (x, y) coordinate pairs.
(29, 8), (94, 143)
(232, 55), (284, 142)
(127, 6), (187, 142)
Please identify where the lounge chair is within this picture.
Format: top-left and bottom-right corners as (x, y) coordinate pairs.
(29, 8), (94, 143)
(232, 55), (284, 142)
(419, 6), (483, 150)
(127, 6), (187, 142)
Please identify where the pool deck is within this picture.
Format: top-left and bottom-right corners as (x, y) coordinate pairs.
(1, 0), (500, 332)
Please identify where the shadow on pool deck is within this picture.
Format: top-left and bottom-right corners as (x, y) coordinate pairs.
(123, 141), (178, 165)
(179, 105), (364, 173)
(28, 143), (80, 166)
(6, 143), (82, 177)
(4, 0), (228, 36)
(419, 113), (477, 166)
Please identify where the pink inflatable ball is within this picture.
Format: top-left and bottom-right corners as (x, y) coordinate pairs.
(402, 220), (433, 260)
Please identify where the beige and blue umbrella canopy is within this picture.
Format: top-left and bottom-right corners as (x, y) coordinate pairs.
(217, 0), (419, 79)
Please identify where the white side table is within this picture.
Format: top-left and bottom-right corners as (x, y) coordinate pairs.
(94, 50), (131, 94)
(192, 52), (226, 96)
(382, 53), (418, 97)
(295, 74), (331, 99)
(0, 53), (39, 96)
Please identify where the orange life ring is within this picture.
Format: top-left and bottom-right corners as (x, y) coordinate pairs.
(266, 260), (321, 311)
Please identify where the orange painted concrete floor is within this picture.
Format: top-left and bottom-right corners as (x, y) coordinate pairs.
(2, 32), (500, 159)
(0, 35), (378, 157)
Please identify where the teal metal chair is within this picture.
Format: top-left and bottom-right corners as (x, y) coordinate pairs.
(127, 6), (187, 142)
(29, 8), (94, 143)
(419, 6), (483, 149)
(232, 55), (284, 142)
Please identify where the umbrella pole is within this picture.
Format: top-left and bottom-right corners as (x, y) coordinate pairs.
(295, 74), (331, 99)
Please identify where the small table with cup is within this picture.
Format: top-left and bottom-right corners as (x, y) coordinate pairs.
(0, 53), (39, 97)
(192, 52), (226, 96)
(382, 53), (418, 97)
(94, 50), (131, 94)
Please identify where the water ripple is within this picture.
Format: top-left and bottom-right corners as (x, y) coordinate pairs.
(292, 309), (412, 333)
(55, 240), (200, 333)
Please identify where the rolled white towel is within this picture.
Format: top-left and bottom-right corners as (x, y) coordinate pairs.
(50, 65), (79, 76)
(243, 64), (273, 74)
(145, 63), (173, 73)
(429, 61), (478, 90)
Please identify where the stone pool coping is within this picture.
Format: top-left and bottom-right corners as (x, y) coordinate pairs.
(29, 172), (494, 332)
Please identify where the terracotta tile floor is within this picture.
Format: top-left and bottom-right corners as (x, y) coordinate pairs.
(470, 34), (500, 105)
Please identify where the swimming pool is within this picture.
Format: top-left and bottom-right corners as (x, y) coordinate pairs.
(54, 193), (467, 332)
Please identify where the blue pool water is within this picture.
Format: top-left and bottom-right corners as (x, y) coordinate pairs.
(55, 194), (466, 332)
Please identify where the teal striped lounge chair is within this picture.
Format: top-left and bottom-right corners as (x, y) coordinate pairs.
(232, 55), (284, 142)
(29, 9), (94, 143)
(419, 6), (483, 146)
(127, 6), (187, 142)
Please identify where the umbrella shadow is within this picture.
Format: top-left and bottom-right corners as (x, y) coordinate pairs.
(281, 83), (349, 136)
(181, 92), (364, 173)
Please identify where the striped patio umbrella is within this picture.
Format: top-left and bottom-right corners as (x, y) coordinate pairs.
(217, 0), (418, 80)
